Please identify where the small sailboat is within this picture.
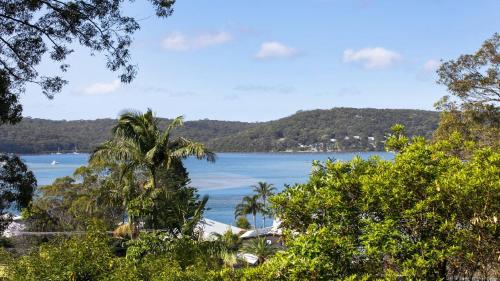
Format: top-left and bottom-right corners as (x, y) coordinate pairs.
(50, 160), (60, 165)
(56, 147), (62, 155)
(73, 145), (80, 155)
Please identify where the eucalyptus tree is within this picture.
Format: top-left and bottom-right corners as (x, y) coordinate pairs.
(0, 154), (36, 232)
(252, 182), (276, 227)
(434, 33), (500, 151)
(90, 109), (215, 229)
(0, 0), (176, 124)
(437, 33), (499, 105)
(235, 194), (264, 229)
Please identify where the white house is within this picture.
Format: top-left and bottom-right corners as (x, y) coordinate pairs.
(196, 218), (244, 240)
(239, 219), (282, 240)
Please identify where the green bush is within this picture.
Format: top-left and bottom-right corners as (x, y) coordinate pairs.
(5, 227), (113, 281)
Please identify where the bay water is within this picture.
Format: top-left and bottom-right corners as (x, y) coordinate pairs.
(21, 152), (393, 226)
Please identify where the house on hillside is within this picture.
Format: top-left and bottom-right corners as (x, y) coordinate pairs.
(237, 219), (285, 265)
(239, 219), (283, 246)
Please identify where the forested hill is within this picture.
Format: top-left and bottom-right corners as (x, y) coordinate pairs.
(0, 108), (440, 153)
(205, 108), (440, 152)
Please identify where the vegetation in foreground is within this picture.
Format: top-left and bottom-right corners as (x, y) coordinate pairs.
(0, 128), (498, 280)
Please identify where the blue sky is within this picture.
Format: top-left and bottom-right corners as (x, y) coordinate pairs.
(21, 0), (500, 122)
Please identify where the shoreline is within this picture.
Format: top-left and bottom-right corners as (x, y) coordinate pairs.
(10, 150), (387, 156)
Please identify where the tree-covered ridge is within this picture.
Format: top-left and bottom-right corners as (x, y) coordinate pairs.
(0, 117), (255, 154)
(0, 108), (439, 153)
(207, 108), (440, 152)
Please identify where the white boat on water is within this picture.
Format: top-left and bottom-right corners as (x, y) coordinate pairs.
(73, 145), (79, 154)
(50, 160), (60, 165)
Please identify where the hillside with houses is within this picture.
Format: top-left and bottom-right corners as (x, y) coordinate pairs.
(0, 108), (439, 154)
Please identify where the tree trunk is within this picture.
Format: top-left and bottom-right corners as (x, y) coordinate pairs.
(263, 197), (266, 228)
(127, 214), (136, 240)
(150, 167), (157, 229)
(150, 168), (157, 189)
(437, 259), (447, 281)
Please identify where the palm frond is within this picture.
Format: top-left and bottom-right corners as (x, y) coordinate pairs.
(170, 137), (216, 162)
(165, 115), (184, 136)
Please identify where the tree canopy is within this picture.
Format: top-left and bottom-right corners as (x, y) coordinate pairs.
(437, 33), (499, 105)
(434, 33), (500, 151)
(245, 134), (500, 280)
(0, 153), (36, 233)
(0, 0), (176, 124)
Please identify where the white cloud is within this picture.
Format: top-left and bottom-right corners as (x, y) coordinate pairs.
(343, 47), (402, 69)
(83, 80), (121, 95)
(254, 42), (298, 59)
(162, 31), (232, 51)
(195, 32), (232, 48)
(423, 59), (441, 72)
(162, 32), (190, 51)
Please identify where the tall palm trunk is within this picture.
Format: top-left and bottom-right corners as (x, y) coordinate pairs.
(127, 213), (136, 240)
(263, 195), (267, 228)
(149, 167), (157, 229)
(150, 167), (157, 189)
(253, 211), (257, 230)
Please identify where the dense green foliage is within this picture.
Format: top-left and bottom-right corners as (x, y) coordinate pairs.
(0, 154), (35, 233)
(242, 134), (499, 280)
(23, 173), (124, 232)
(19, 109), (215, 238)
(2, 227), (227, 281)
(3, 133), (498, 281)
(0, 108), (439, 153)
(434, 33), (499, 152)
(89, 109), (214, 231)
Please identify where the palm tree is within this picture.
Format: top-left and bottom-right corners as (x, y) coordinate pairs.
(90, 109), (215, 228)
(234, 194), (264, 229)
(91, 109), (215, 190)
(252, 182), (276, 227)
(241, 237), (276, 264)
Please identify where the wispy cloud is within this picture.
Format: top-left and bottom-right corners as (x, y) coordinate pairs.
(162, 31), (232, 51)
(234, 84), (294, 94)
(423, 59), (441, 72)
(343, 47), (402, 69)
(337, 87), (363, 97)
(315, 87), (363, 97)
(83, 80), (121, 95)
(254, 42), (298, 59)
(142, 86), (196, 97)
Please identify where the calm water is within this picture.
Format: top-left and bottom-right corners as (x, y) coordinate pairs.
(21, 152), (393, 225)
